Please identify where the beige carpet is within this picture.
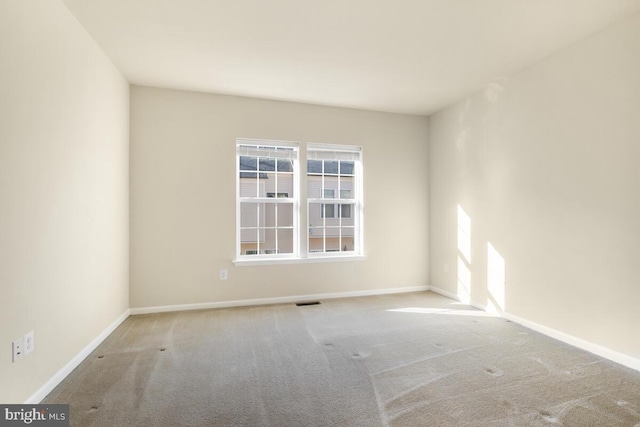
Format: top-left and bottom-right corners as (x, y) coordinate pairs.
(44, 291), (640, 426)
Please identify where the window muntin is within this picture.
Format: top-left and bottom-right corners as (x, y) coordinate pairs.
(307, 144), (362, 256)
(321, 189), (336, 218)
(319, 189), (352, 219)
(236, 140), (362, 262)
(237, 141), (298, 259)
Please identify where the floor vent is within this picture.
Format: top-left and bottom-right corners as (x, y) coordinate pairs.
(296, 301), (321, 306)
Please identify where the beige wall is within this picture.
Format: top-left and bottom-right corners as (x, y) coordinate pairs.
(130, 86), (429, 308)
(429, 13), (640, 359)
(0, 0), (129, 403)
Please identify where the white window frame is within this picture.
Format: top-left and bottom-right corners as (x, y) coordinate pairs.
(319, 190), (353, 219)
(236, 139), (300, 261)
(234, 139), (364, 265)
(321, 189), (336, 218)
(306, 143), (363, 259)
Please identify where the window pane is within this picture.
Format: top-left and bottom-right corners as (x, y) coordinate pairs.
(308, 202), (323, 227)
(339, 177), (353, 197)
(239, 179), (258, 197)
(324, 161), (338, 175)
(277, 173), (294, 198)
(339, 161), (354, 175)
(308, 228), (324, 253)
(264, 229), (276, 253)
(277, 159), (293, 172)
(326, 232), (340, 252)
(265, 203), (276, 227)
(323, 176), (338, 197)
(340, 236), (355, 252)
(321, 204), (335, 218)
(259, 158), (275, 171)
(240, 156), (257, 171)
(324, 214), (339, 226)
(308, 176), (322, 198)
(307, 160), (322, 174)
(325, 227), (340, 238)
(340, 204), (352, 218)
(277, 229), (293, 254)
(240, 203), (258, 228)
(341, 206), (355, 225)
(277, 203), (293, 227)
(241, 228), (258, 245)
(239, 203), (267, 228)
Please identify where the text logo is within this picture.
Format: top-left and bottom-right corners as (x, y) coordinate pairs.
(0, 405), (69, 427)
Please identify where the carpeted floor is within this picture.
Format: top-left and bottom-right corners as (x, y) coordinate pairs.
(44, 291), (640, 426)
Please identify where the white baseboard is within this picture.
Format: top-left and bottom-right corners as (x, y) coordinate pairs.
(130, 285), (430, 315)
(501, 311), (640, 372)
(427, 285), (640, 373)
(25, 309), (130, 404)
(427, 286), (459, 301)
(427, 286), (488, 311)
(27, 285), (639, 406)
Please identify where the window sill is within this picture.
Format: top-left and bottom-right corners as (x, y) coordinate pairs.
(233, 254), (366, 267)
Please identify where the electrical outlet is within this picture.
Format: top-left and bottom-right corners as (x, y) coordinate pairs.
(219, 269), (228, 280)
(444, 263), (450, 273)
(24, 331), (34, 355)
(12, 339), (23, 362)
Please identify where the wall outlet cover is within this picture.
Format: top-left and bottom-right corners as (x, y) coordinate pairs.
(24, 331), (34, 354)
(12, 339), (23, 362)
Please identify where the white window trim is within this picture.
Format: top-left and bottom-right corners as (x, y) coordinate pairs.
(234, 254), (366, 266)
(234, 140), (364, 265)
(236, 139), (300, 262)
(306, 144), (363, 259)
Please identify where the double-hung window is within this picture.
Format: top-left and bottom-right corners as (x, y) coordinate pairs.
(307, 143), (362, 256)
(236, 139), (362, 262)
(236, 140), (299, 259)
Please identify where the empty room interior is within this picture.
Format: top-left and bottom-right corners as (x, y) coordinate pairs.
(2, 0), (640, 425)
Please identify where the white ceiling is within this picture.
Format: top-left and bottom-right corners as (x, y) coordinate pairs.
(61, 0), (640, 115)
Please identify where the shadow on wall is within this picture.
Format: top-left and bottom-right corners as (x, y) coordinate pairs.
(457, 205), (472, 304)
(487, 242), (506, 313)
(456, 204), (507, 313)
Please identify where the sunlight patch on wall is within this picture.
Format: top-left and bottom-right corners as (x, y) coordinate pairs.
(487, 242), (506, 313)
(457, 255), (471, 304)
(457, 205), (471, 263)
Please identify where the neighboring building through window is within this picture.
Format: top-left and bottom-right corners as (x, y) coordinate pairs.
(266, 192), (289, 198)
(321, 189), (336, 218)
(236, 139), (362, 261)
(237, 140), (298, 259)
(307, 143), (362, 255)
